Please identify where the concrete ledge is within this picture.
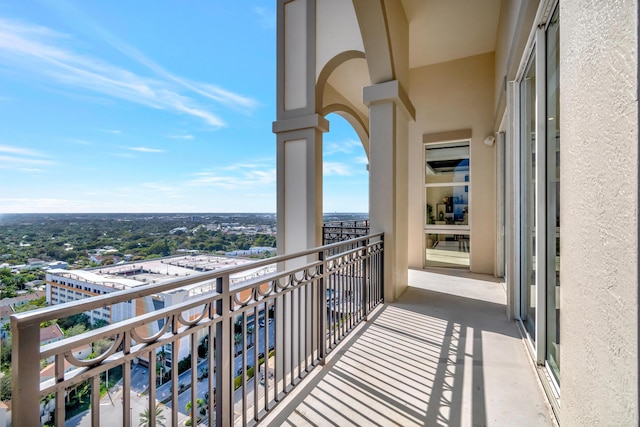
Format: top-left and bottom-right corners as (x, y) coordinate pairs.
(363, 80), (416, 121)
(272, 113), (329, 133)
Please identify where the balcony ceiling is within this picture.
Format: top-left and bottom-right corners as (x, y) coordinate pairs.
(402, 0), (502, 69)
(320, 1), (503, 128)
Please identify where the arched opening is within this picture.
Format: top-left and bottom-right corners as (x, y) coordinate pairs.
(322, 113), (369, 226)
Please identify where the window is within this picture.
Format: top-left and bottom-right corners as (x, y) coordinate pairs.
(424, 140), (471, 268)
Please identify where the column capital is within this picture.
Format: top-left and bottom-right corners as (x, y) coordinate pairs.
(272, 113), (330, 134)
(363, 80), (415, 121)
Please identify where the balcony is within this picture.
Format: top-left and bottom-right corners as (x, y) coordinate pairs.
(263, 270), (555, 426)
(10, 234), (553, 427)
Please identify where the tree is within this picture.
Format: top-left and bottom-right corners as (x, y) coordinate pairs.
(91, 319), (109, 329)
(196, 398), (207, 416)
(65, 323), (87, 338)
(246, 325), (255, 347)
(197, 334), (209, 359)
(234, 333), (242, 355)
(0, 371), (11, 401)
(138, 403), (166, 427)
(0, 338), (10, 370)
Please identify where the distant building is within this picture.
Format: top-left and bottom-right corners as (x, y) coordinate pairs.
(39, 324), (64, 346)
(45, 254), (275, 364)
(45, 261), (68, 270)
(0, 291), (45, 309)
(0, 306), (13, 330)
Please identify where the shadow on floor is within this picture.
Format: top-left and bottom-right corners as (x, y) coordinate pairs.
(267, 273), (552, 427)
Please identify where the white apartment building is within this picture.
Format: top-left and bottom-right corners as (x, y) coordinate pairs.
(45, 254), (275, 363)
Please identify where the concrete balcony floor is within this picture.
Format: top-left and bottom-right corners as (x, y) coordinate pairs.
(264, 269), (555, 426)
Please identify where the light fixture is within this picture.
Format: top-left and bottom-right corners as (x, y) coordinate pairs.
(484, 135), (495, 146)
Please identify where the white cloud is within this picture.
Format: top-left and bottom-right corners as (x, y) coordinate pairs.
(188, 163), (276, 190)
(167, 134), (194, 140)
(104, 129), (122, 134)
(354, 155), (369, 164)
(73, 17), (259, 114)
(323, 162), (352, 176)
(126, 146), (164, 153)
(0, 144), (46, 157)
(0, 18), (259, 128)
(0, 145), (54, 170)
(324, 139), (362, 156)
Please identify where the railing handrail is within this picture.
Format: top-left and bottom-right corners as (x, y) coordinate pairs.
(11, 232), (382, 326)
(11, 232), (384, 427)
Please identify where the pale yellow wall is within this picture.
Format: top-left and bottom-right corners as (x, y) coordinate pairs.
(408, 52), (496, 274)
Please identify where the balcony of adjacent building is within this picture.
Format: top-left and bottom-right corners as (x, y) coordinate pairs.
(9, 232), (554, 427)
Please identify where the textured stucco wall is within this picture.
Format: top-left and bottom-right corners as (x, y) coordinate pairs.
(408, 53), (496, 274)
(560, 1), (638, 425)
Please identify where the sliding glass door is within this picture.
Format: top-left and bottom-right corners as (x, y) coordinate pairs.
(516, 3), (560, 387)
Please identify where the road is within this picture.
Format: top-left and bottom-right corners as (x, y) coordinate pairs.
(65, 320), (275, 426)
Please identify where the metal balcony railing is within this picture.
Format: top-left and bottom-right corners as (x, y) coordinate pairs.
(11, 233), (383, 427)
(322, 221), (370, 257)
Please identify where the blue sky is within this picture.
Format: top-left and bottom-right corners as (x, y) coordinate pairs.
(0, 1), (368, 213)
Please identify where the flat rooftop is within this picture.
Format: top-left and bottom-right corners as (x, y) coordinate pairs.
(48, 254), (275, 291)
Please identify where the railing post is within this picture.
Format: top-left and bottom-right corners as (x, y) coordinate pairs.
(215, 275), (231, 427)
(361, 237), (370, 320)
(11, 317), (40, 427)
(380, 234), (385, 303)
(318, 249), (327, 365)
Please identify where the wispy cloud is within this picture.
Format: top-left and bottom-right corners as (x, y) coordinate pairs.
(324, 139), (362, 156)
(141, 182), (183, 199)
(354, 155), (369, 164)
(0, 144), (54, 169)
(253, 6), (276, 30)
(113, 152), (135, 158)
(323, 162), (352, 176)
(0, 144), (45, 157)
(188, 161), (276, 190)
(104, 129), (122, 134)
(126, 146), (164, 153)
(0, 18), (257, 128)
(167, 134), (194, 140)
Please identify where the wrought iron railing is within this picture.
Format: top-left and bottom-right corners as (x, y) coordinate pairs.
(322, 220), (370, 245)
(11, 233), (383, 427)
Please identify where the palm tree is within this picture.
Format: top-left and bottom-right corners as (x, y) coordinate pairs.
(246, 325), (255, 347)
(196, 397), (207, 416)
(138, 403), (167, 427)
(234, 333), (243, 355)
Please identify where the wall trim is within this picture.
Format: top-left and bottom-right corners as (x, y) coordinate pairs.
(422, 129), (472, 144)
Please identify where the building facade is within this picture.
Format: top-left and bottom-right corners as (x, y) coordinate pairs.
(45, 255), (275, 363)
(274, 0), (638, 424)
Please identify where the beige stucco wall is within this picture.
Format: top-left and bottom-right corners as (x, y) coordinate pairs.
(560, 1), (638, 425)
(408, 52), (496, 274)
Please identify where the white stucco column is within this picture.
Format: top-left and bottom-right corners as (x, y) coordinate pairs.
(273, 115), (328, 255)
(274, 0), (324, 256)
(273, 0), (323, 256)
(364, 80), (415, 302)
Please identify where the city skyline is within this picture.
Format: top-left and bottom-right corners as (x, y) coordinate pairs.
(0, 1), (369, 214)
